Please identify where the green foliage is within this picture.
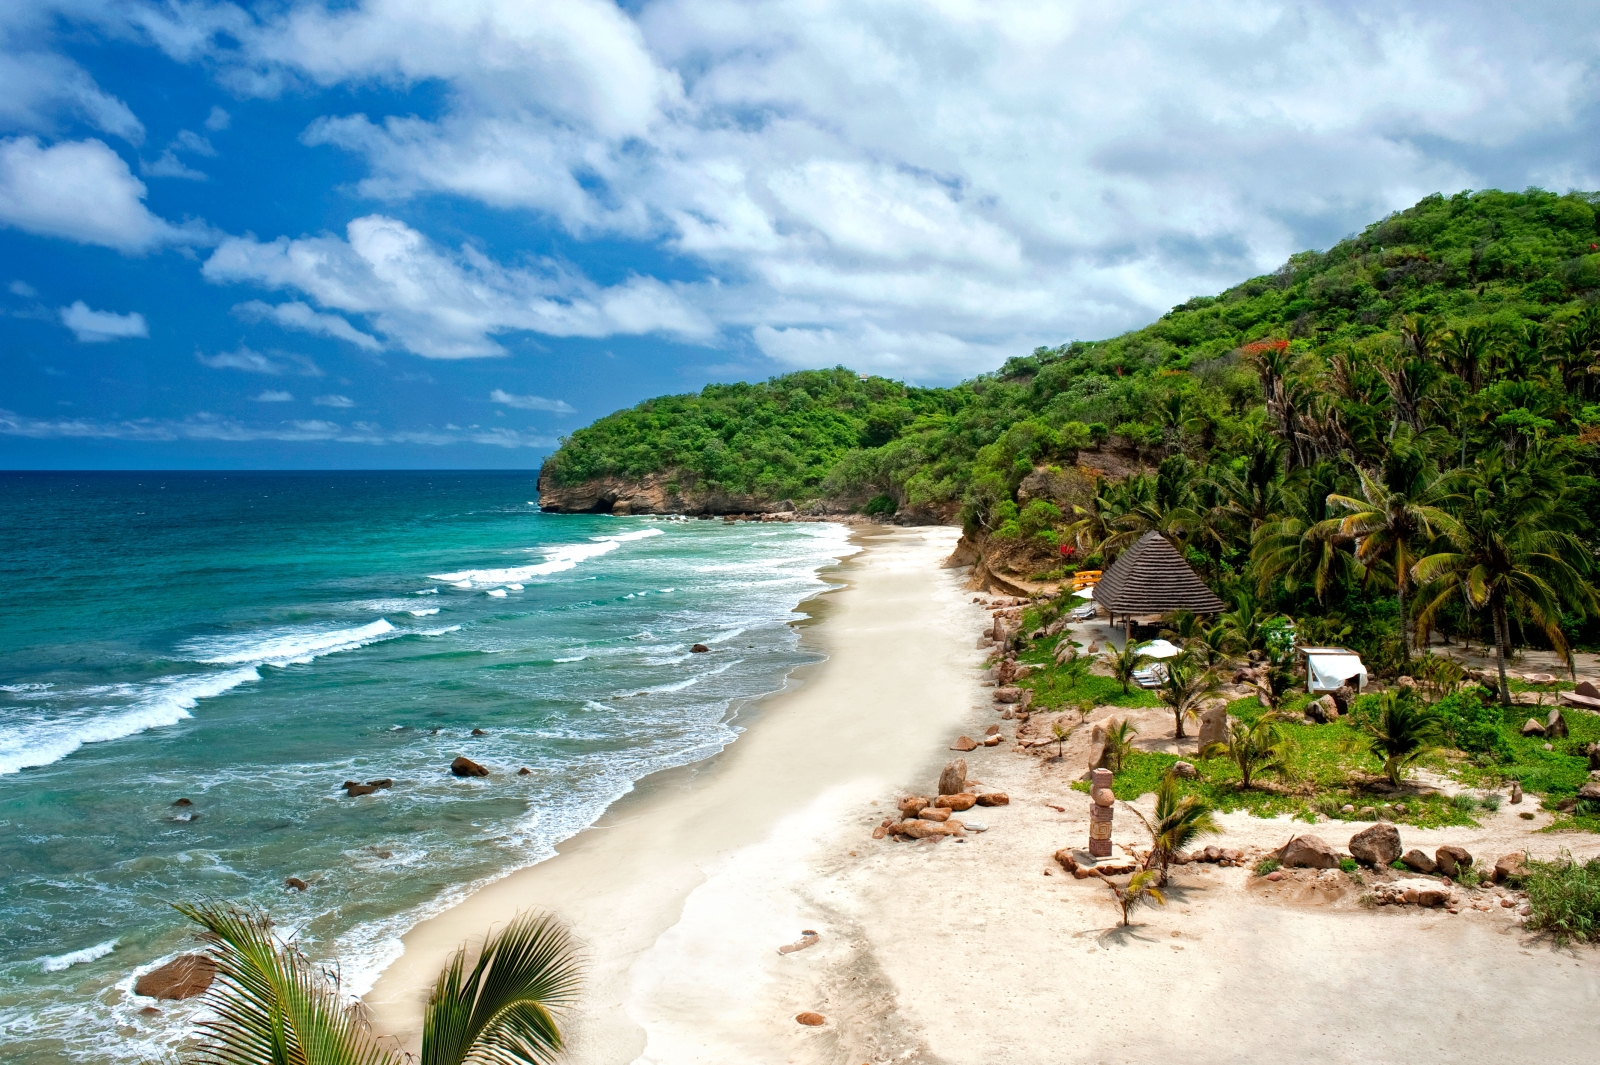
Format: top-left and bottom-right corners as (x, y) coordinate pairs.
(1522, 851), (1600, 943)
(1364, 691), (1443, 785)
(1254, 857), (1282, 876)
(1433, 688), (1511, 756)
(1342, 858), (1361, 873)
(862, 493), (897, 516)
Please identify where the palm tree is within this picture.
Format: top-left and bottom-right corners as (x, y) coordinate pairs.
(1105, 642), (1149, 695)
(175, 903), (581, 1065)
(1316, 439), (1450, 657)
(1124, 769), (1221, 884)
(1217, 594), (1273, 656)
(1251, 461), (1364, 603)
(1103, 718), (1139, 772)
(1201, 713), (1285, 789)
(1103, 867), (1166, 926)
(1154, 652), (1217, 740)
(1364, 692), (1442, 786)
(1411, 450), (1598, 704)
(1438, 322), (1503, 393)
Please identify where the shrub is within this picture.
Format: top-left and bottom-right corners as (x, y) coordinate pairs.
(1434, 689), (1511, 757)
(1254, 857), (1282, 876)
(1523, 852), (1600, 944)
(1343, 858), (1362, 873)
(863, 493), (897, 516)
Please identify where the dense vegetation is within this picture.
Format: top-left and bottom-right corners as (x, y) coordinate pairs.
(547, 188), (1600, 679)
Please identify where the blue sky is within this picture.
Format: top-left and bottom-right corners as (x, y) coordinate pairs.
(3, 1), (1600, 469)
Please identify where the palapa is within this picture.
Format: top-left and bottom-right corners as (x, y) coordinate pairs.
(1092, 531), (1225, 621)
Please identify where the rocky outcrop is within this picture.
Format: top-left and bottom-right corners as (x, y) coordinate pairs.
(536, 467), (793, 516)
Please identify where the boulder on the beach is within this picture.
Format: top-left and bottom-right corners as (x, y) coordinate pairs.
(918, 806), (951, 822)
(285, 876), (308, 891)
(935, 793), (977, 811)
(1401, 849), (1437, 874)
(975, 792), (1010, 806)
(690, 643), (710, 653)
(993, 687), (1023, 704)
(1493, 852), (1530, 883)
(1275, 834), (1341, 869)
(950, 735), (979, 752)
(898, 796), (929, 818)
(937, 759), (967, 796)
(1348, 823), (1401, 867)
(450, 756), (490, 778)
(795, 1012), (825, 1026)
(134, 954), (216, 1000)
(1546, 708), (1570, 739)
(1435, 845), (1473, 877)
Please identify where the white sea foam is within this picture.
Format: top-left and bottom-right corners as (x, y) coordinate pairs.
(415, 588), (438, 595)
(182, 619), (399, 667)
(40, 938), (117, 972)
(554, 655), (586, 663)
(429, 527), (664, 587)
(506, 583), (524, 591)
(409, 608), (440, 617)
(486, 589), (507, 598)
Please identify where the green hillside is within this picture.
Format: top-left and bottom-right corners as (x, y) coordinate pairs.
(544, 187), (1600, 674)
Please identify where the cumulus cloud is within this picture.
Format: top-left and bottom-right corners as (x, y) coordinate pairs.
(196, 346), (322, 375)
(205, 106), (231, 131)
(0, 51), (144, 144)
(233, 299), (382, 350)
(0, 137), (210, 253)
(312, 393), (354, 407)
(489, 388), (574, 413)
(203, 214), (713, 358)
(59, 300), (149, 342)
(253, 389), (293, 401)
(0, 408), (555, 448)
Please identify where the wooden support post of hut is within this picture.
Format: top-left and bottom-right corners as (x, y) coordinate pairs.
(1091, 531), (1226, 642)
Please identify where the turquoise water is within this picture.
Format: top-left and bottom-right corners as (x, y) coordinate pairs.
(0, 471), (853, 1062)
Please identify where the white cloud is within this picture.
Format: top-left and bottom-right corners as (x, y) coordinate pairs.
(0, 137), (210, 253)
(9, 280), (37, 298)
(489, 388), (574, 413)
(253, 389), (293, 401)
(142, 149), (206, 180)
(205, 106), (231, 131)
(233, 299), (382, 350)
(0, 408), (555, 448)
(203, 214), (713, 358)
(196, 346), (322, 375)
(0, 51), (144, 144)
(312, 393), (354, 407)
(59, 300), (148, 342)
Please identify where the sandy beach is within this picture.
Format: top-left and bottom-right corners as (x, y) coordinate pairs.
(366, 526), (1600, 1064)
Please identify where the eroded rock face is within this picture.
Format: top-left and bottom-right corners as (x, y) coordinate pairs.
(134, 954), (216, 1000)
(1276, 834), (1341, 869)
(1349, 823), (1402, 867)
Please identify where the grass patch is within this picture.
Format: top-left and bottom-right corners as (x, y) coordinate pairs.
(1522, 851), (1600, 943)
(1022, 669), (1161, 712)
(1254, 857), (1281, 876)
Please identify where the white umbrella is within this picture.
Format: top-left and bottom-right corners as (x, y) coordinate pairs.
(1137, 638), (1181, 659)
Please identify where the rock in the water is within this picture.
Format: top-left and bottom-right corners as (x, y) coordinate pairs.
(517, 767), (532, 775)
(795, 1011), (825, 1026)
(1400, 849), (1438, 874)
(1171, 761), (1198, 778)
(993, 687), (1023, 704)
(134, 954), (217, 1000)
(1546, 708), (1570, 739)
(950, 735), (979, 752)
(690, 643), (710, 653)
(171, 798), (193, 807)
(935, 793), (977, 811)
(937, 759), (967, 796)
(975, 791), (1010, 806)
(366, 778), (393, 789)
(285, 876), (309, 891)
(1521, 718), (1547, 737)
(470, 728), (486, 736)
(450, 756), (490, 778)
(1435, 845), (1473, 877)
(1493, 852), (1530, 883)
(1349, 823), (1401, 867)
(1275, 834), (1341, 869)
(345, 784), (378, 797)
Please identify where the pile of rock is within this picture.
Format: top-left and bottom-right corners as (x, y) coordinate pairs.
(1177, 845), (1246, 867)
(1519, 709), (1569, 738)
(874, 760), (1008, 842)
(1370, 878), (1454, 908)
(1399, 844), (1473, 876)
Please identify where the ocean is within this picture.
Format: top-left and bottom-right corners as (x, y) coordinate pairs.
(0, 471), (855, 1062)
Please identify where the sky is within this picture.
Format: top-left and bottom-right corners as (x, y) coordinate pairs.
(2, 2), (1600, 469)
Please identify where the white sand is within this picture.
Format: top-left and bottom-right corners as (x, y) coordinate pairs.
(366, 527), (1600, 1064)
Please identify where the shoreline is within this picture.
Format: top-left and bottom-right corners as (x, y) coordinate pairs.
(362, 524), (979, 1059)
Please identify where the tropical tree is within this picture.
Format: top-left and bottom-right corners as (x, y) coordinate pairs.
(1124, 769), (1221, 884)
(1154, 651), (1218, 740)
(1103, 718), (1139, 772)
(1411, 449), (1598, 704)
(1363, 691), (1442, 786)
(1218, 594), (1273, 656)
(175, 903), (581, 1065)
(1103, 867), (1167, 927)
(1201, 713), (1285, 788)
(1104, 642), (1149, 695)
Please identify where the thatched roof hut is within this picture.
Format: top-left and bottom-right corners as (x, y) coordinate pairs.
(1092, 531), (1226, 625)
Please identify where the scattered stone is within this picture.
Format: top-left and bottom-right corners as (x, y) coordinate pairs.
(899, 796), (929, 818)
(1171, 761), (1198, 779)
(134, 954), (217, 1000)
(1521, 718), (1547, 737)
(450, 756), (490, 778)
(171, 798), (193, 807)
(690, 644), (710, 653)
(795, 1011), (825, 1026)
(901, 818), (963, 839)
(1401, 849), (1438, 874)
(1340, 804), (1355, 814)
(993, 687), (1023, 704)
(871, 825), (887, 839)
(962, 820), (988, 832)
(1053, 847), (1078, 873)
(950, 735), (978, 752)
(918, 806), (952, 822)
(981, 734), (1002, 746)
(1265, 870), (1284, 881)
(1357, 806), (1377, 820)
(777, 931), (820, 955)
(1306, 695), (1340, 723)
(937, 759), (967, 796)
(1546, 708), (1570, 739)
(975, 792), (1010, 806)
(984, 724), (1000, 736)
(1375, 878), (1451, 907)
(1275, 834), (1342, 869)
(934, 793), (977, 811)
(1493, 852), (1530, 883)
(1349, 823), (1402, 867)
(285, 876), (309, 891)
(1197, 703), (1228, 749)
(1435, 845), (1473, 878)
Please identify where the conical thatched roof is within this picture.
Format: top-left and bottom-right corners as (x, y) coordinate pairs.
(1092, 531), (1226, 616)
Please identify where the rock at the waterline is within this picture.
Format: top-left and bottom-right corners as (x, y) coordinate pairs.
(918, 806), (951, 822)
(1401, 849), (1437, 874)
(938, 759), (968, 796)
(1171, 761), (1198, 779)
(976, 792), (1010, 806)
(935, 793), (976, 811)
(1521, 718), (1547, 737)
(517, 767), (532, 775)
(899, 796), (930, 818)
(345, 784), (378, 797)
(285, 876), (309, 891)
(134, 954), (217, 1000)
(450, 756), (490, 778)
(1546, 708), (1570, 739)
(951, 735), (979, 752)
(690, 644), (710, 653)
(1435, 845), (1473, 877)
(171, 798), (193, 807)
(1493, 852), (1530, 883)
(795, 1012), (825, 1026)
(993, 687), (1023, 704)
(1275, 834), (1341, 869)
(1349, 823), (1401, 867)
(365, 778), (392, 789)
(470, 728), (486, 736)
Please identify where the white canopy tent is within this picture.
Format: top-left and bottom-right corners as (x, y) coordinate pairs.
(1303, 646), (1367, 693)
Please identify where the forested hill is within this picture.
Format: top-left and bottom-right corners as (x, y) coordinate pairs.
(541, 187), (1600, 536)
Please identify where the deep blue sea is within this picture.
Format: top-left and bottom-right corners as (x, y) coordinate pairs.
(0, 471), (854, 1062)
